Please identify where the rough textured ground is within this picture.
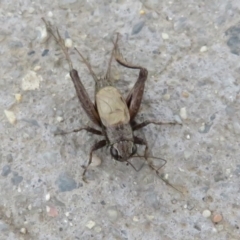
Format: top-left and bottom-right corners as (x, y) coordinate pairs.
(0, 0), (240, 239)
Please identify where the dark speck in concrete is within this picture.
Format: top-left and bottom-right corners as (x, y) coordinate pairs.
(1, 165), (11, 177)
(55, 172), (77, 192)
(131, 21), (145, 35)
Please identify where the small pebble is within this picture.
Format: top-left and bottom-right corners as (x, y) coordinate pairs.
(28, 204), (32, 210)
(133, 216), (139, 222)
(146, 215), (154, 220)
(200, 46), (208, 52)
(90, 154), (102, 167)
(20, 228), (27, 234)
(37, 26), (48, 43)
(42, 49), (49, 57)
(4, 110), (17, 124)
(28, 7), (35, 13)
(183, 150), (191, 159)
(48, 11), (53, 17)
(139, 10), (145, 15)
(33, 65), (41, 71)
(46, 206), (58, 217)
(162, 32), (169, 40)
(56, 116), (64, 122)
(11, 174), (23, 185)
(182, 91), (189, 98)
(86, 220), (96, 229)
(45, 193), (51, 201)
(132, 21), (145, 35)
(212, 213), (223, 223)
(180, 107), (188, 120)
(1, 165), (11, 176)
(174, 114), (182, 124)
(15, 93), (22, 103)
(55, 172), (77, 192)
(186, 134), (191, 139)
(94, 226), (102, 233)
(65, 38), (73, 48)
(65, 212), (70, 217)
(107, 209), (119, 221)
(22, 70), (42, 90)
(163, 93), (170, 101)
(46, 206), (50, 213)
(202, 209), (211, 218)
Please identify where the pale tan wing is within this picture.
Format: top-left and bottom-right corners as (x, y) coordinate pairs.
(96, 87), (130, 127)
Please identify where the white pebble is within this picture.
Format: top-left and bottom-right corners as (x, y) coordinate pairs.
(163, 94), (170, 101)
(46, 206), (50, 213)
(202, 209), (211, 218)
(22, 70), (42, 90)
(36, 26), (48, 43)
(183, 150), (191, 159)
(48, 11), (53, 17)
(162, 32), (169, 40)
(28, 204), (32, 211)
(94, 226), (102, 233)
(200, 46), (208, 52)
(146, 215), (154, 220)
(45, 193), (51, 201)
(65, 38), (73, 48)
(133, 216), (139, 222)
(28, 7), (35, 13)
(179, 107), (187, 120)
(15, 93), (22, 103)
(107, 209), (118, 221)
(186, 134), (190, 139)
(86, 220), (96, 229)
(173, 114), (182, 124)
(65, 212), (70, 217)
(4, 110), (17, 124)
(20, 228), (27, 234)
(90, 154), (102, 167)
(33, 65), (41, 71)
(199, 123), (206, 132)
(56, 116), (64, 122)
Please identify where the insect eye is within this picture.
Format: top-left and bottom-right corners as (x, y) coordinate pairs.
(110, 146), (119, 160)
(132, 144), (137, 155)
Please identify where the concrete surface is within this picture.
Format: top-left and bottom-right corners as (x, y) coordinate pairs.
(0, 0), (240, 239)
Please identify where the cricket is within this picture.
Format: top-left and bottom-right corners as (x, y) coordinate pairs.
(43, 19), (180, 186)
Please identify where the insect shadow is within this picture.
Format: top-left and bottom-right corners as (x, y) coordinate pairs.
(43, 18), (181, 191)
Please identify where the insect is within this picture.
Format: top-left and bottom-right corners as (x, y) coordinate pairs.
(43, 19), (179, 184)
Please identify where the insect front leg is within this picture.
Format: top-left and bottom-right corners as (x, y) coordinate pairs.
(82, 140), (107, 183)
(55, 126), (103, 136)
(132, 120), (181, 131)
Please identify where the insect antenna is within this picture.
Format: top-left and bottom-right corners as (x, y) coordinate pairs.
(74, 48), (99, 83)
(131, 155), (183, 194)
(42, 18), (73, 70)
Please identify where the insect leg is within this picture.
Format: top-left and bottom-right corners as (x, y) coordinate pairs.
(113, 33), (148, 121)
(55, 126), (103, 136)
(42, 18), (101, 126)
(132, 120), (181, 131)
(82, 140), (107, 183)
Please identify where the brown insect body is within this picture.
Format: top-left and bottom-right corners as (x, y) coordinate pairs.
(96, 86), (135, 161)
(43, 18), (179, 183)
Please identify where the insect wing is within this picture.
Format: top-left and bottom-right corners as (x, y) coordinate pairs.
(96, 86), (130, 126)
